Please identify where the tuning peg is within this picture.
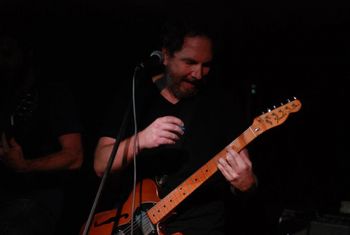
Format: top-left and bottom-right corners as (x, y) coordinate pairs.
(287, 99), (291, 103)
(267, 108), (272, 112)
(293, 96), (297, 100)
(273, 105), (276, 109)
(280, 102), (284, 106)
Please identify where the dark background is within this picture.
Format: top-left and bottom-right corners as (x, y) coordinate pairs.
(0, 1), (348, 234)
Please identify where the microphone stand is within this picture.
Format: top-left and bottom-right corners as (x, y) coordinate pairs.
(82, 65), (142, 235)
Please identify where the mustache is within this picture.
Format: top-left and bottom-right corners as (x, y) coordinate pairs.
(182, 77), (206, 87)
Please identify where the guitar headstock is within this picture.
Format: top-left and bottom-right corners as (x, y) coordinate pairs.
(251, 98), (302, 135)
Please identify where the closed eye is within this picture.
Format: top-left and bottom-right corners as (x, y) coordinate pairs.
(182, 58), (197, 65)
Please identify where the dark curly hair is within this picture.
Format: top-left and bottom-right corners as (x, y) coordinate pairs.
(160, 13), (217, 57)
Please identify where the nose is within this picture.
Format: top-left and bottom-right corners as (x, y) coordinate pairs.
(191, 64), (207, 80)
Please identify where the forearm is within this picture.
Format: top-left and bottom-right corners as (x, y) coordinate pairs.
(94, 115), (184, 177)
(94, 134), (141, 177)
(1, 133), (83, 173)
(22, 148), (83, 172)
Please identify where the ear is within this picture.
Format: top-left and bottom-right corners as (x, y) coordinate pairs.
(162, 48), (169, 66)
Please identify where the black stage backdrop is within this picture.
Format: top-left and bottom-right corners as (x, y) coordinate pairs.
(1, 1), (348, 234)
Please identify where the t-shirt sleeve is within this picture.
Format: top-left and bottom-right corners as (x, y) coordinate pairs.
(45, 81), (83, 137)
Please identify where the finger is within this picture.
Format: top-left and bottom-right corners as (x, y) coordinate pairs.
(162, 123), (185, 135)
(240, 148), (249, 157)
(159, 130), (180, 141)
(218, 159), (239, 182)
(218, 158), (238, 179)
(238, 149), (249, 160)
(162, 116), (184, 127)
(235, 149), (252, 168)
(159, 137), (176, 145)
(225, 149), (239, 168)
(153, 117), (185, 136)
(226, 148), (252, 170)
(217, 163), (230, 179)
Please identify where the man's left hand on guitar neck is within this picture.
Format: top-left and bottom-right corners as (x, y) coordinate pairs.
(217, 148), (257, 192)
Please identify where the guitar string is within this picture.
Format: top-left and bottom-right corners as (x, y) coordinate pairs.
(120, 212), (152, 234)
(120, 128), (252, 234)
(122, 105), (268, 234)
(120, 128), (253, 234)
(113, 101), (295, 234)
(121, 102), (297, 234)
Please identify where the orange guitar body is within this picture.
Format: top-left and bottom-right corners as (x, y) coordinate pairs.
(81, 179), (163, 235)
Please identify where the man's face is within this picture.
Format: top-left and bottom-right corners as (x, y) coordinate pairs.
(163, 36), (213, 99)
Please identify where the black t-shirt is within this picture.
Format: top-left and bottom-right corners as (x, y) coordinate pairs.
(99, 77), (249, 234)
(0, 80), (82, 194)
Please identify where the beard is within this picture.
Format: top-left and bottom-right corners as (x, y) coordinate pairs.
(165, 72), (204, 100)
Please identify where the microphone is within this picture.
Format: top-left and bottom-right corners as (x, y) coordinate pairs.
(137, 51), (164, 77)
(139, 50), (164, 69)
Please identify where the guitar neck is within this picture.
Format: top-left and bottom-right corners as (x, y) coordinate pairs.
(147, 98), (302, 225)
(147, 125), (261, 224)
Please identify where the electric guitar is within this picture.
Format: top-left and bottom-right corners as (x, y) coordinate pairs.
(82, 98), (302, 235)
